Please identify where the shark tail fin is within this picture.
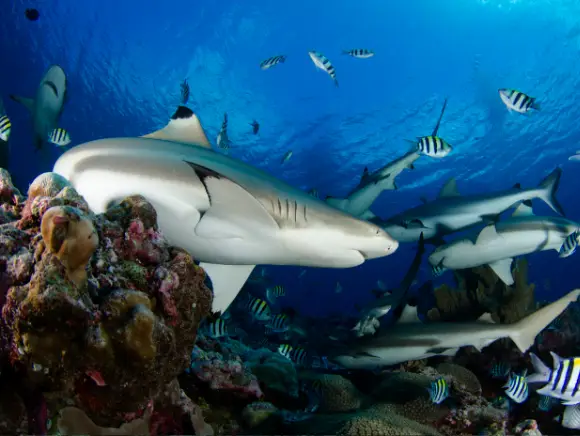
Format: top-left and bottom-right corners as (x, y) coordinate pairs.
(527, 352), (551, 384)
(538, 168), (565, 216)
(508, 289), (580, 353)
(9, 95), (35, 113)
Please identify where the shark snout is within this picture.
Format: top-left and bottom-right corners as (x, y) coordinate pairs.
(360, 230), (399, 260)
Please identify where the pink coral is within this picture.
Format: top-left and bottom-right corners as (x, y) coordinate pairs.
(124, 218), (167, 265)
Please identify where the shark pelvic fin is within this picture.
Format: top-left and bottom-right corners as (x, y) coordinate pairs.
(488, 258), (514, 285)
(142, 106), (212, 149)
(508, 289), (580, 353)
(200, 263), (255, 313)
(476, 224), (499, 244)
(438, 178), (460, 198)
(477, 313), (496, 324)
(511, 201), (534, 217)
(398, 305), (421, 324)
(10, 95), (35, 113)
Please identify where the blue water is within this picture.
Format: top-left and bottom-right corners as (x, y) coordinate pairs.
(2, 0), (580, 316)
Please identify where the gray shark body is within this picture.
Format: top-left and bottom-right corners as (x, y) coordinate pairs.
(331, 289), (580, 369)
(373, 168), (564, 243)
(53, 106), (398, 313)
(11, 65), (68, 150)
(326, 151), (420, 217)
(428, 204), (579, 285)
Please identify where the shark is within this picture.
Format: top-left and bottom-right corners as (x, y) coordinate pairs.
(428, 202), (579, 285)
(10, 65), (68, 150)
(372, 167), (564, 244)
(352, 232), (425, 337)
(325, 151), (420, 218)
(53, 105), (399, 313)
(330, 288), (580, 369)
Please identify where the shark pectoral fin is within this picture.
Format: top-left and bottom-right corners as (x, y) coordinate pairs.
(326, 196), (348, 211)
(10, 95), (35, 112)
(488, 259), (514, 285)
(194, 172), (278, 238)
(438, 178), (460, 198)
(200, 263), (255, 313)
(142, 106), (212, 149)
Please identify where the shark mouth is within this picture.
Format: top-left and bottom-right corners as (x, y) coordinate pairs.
(43, 80), (59, 98)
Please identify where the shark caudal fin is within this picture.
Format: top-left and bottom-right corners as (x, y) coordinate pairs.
(538, 167), (565, 216)
(508, 289), (580, 353)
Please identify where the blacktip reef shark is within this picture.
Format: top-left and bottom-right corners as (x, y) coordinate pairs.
(325, 98), (449, 219)
(10, 65), (68, 150)
(53, 106), (399, 313)
(352, 232), (425, 337)
(330, 288), (580, 369)
(428, 202), (579, 286)
(371, 167), (564, 244)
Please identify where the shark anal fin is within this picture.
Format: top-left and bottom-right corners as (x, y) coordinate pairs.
(142, 106), (212, 149)
(200, 263), (255, 313)
(398, 304), (422, 324)
(188, 163), (279, 238)
(10, 95), (35, 112)
(488, 258), (514, 285)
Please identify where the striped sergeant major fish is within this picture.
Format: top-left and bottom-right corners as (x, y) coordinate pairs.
(48, 128), (71, 147)
(528, 352), (580, 405)
(427, 377), (449, 404)
(504, 371), (529, 403)
(559, 230), (580, 258)
(431, 263), (447, 278)
(342, 48), (374, 59)
(538, 394), (556, 412)
(266, 313), (290, 333)
(490, 361), (511, 379)
(406, 98), (452, 158)
(290, 346), (309, 366)
(498, 89), (540, 114)
(207, 318), (228, 338)
(247, 296), (271, 322)
(308, 51), (338, 87)
(180, 79), (190, 105)
(260, 55), (286, 70)
(558, 404), (580, 430)
(216, 113), (231, 150)
(266, 285), (285, 304)
(278, 343), (293, 359)
(0, 115), (11, 142)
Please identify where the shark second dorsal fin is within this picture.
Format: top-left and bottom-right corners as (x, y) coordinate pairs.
(398, 305), (422, 324)
(438, 178), (460, 198)
(141, 106), (212, 149)
(511, 200), (534, 218)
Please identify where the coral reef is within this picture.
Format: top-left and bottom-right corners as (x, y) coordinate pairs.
(0, 170), (212, 433)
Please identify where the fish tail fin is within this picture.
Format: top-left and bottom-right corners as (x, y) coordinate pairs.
(527, 353), (551, 384)
(532, 99), (541, 111)
(342, 50), (350, 55)
(538, 167), (565, 216)
(508, 289), (580, 352)
(334, 79), (339, 88)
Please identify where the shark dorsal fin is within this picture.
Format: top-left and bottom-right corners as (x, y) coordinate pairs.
(477, 313), (495, 324)
(476, 224), (499, 244)
(141, 106), (212, 149)
(512, 201), (534, 217)
(438, 178), (460, 198)
(398, 305), (421, 324)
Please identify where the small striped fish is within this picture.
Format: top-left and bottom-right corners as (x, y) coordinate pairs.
(207, 318), (228, 338)
(427, 377), (449, 404)
(48, 128), (71, 147)
(504, 372), (529, 403)
(431, 264), (447, 277)
(498, 89), (540, 114)
(531, 352), (580, 405)
(342, 48), (374, 59)
(267, 313), (290, 333)
(278, 343), (293, 359)
(416, 136), (452, 158)
(335, 281), (343, 294)
(260, 55), (286, 70)
(559, 230), (580, 258)
(561, 404), (580, 430)
(266, 285), (286, 303)
(247, 296), (271, 322)
(538, 394), (555, 412)
(490, 361), (511, 379)
(281, 150), (293, 164)
(180, 79), (190, 105)
(0, 115), (11, 142)
(290, 347), (308, 366)
(308, 51), (338, 87)
(217, 113), (231, 150)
